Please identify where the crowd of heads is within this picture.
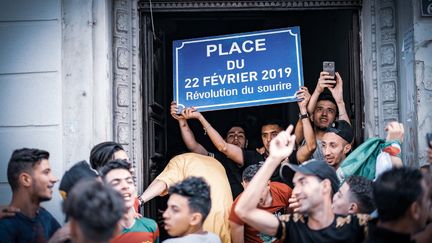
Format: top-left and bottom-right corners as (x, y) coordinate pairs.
(2, 69), (432, 243)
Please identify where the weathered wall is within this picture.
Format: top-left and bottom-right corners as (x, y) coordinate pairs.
(0, 0), (113, 222)
(0, 0), (64, 219)
(413, 0), (432, 167)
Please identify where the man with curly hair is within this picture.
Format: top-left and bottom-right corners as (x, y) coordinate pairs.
(162, 177), (220, 243)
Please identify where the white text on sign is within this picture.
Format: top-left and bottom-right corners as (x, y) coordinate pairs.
(206, 39), (267, 57)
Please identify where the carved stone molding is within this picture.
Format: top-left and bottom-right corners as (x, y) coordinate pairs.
(138, 0), (362, 12)
(377, 0), (399, 128)
(370, 0), (399, 137)
(113, 0), (143, 187)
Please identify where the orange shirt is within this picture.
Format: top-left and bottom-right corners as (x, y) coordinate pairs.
(229, 182), (292, 243)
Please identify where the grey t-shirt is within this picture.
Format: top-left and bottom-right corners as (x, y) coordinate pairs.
(301, 139), (324, 161)
(163, 232), (221, 243)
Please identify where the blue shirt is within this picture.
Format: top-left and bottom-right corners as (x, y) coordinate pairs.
(0, 207), (60, 243)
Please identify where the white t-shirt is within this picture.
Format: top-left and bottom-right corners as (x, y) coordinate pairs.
(163, 232), (221, 243)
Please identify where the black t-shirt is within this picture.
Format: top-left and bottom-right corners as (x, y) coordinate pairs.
(277, 214), (369, 243)
(363, 221), (414, 243)
(243, 150), (297, 186)
(210, 151), (244, 199)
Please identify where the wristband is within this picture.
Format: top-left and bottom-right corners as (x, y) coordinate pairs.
(383, 143), (401, 157)
(138, 196), (145, 205)
(298, 113), (309, 120)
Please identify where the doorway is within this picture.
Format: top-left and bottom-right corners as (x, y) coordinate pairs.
(139, 3), (362, 227)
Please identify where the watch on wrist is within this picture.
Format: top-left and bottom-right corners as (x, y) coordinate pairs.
(138, 196), (145, 205)
(299, 113), (309, 120)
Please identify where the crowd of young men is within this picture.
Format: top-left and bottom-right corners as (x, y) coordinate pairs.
(1, 70), (432, 243)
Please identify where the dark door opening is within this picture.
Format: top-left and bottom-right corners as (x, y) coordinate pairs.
(140, 8), (362, 233)
(153, 10), (360, 157)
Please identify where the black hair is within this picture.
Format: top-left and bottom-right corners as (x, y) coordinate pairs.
(90, 142), (125, 170)
(373, 167), (424, 222)
(7, 148), (50, 191)
(63, 179), (125, 242)
(260, 119), (285, 130)
(99, 159), (131, 179)
(317, 92), (339, 117)
(223, 121), (248, 139)
(345, 175), (375, 214)
(242, 163), (263, 183)
(168, 177), (211, 223)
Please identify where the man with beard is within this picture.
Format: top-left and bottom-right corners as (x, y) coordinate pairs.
(0, 148), (69, 242)
(100, 159), (159, 243)
(235, 126), (369, 243)
(321, 120), (354, 169)
(296, 71), (351, 162)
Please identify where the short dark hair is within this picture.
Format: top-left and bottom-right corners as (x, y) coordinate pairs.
(242, 163), (263, 183)
(223, 121), (248, 139)
(317, 92), (339, 117)
(63, 179), (125, 242)
(169, 177), (211, 223)
(90, 142), (125, 170)
(99, 159), (131, 180)
(7, 148), (50, 191)
(345, 176), (375, 214)
(373, 167), (424, 222)
(261, 119), (284, 130)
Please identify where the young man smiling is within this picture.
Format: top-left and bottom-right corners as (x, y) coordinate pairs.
(0, 148), (69, 243)
(235, 126), (369, 243)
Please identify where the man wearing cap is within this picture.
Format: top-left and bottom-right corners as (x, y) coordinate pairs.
(321, 120), (354, 169)
(295, 72), (351, 162)
(235, 126), (368, 243)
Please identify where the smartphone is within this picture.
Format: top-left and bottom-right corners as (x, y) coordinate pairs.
(323, 61), (336, 88)
(427, 133), (432, 148)
(323, 61), (335, 77)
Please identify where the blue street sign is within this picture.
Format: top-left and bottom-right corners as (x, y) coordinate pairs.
(173, 26), (304, 112)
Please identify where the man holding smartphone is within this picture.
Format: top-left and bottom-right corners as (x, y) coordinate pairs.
(295, 62), (351, 162)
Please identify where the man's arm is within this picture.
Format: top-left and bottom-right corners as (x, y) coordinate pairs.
(385, 121), (404, 167)
(296, 87), (316, 163)
(328, 72), (350, 124)
(170, 101), (208, 155)
(229, 221), (244, 243)
(235, 126), (296, 236)
(182, 108), (244, 166)
(139, 179), (168, 204)
(308, 71), (334, 114)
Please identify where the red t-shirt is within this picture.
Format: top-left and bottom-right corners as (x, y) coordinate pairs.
(229, 182), (292, 243)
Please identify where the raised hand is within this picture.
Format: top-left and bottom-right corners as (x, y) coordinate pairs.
(328, 72), (344, 103)
(181, 107), (203, 120)
(268, 125), (296, 161)
(315, 71), (336, 94)
(296, 86), (311, 113)
(170, 101), (184, 121)
(385, 121), (404, 143)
